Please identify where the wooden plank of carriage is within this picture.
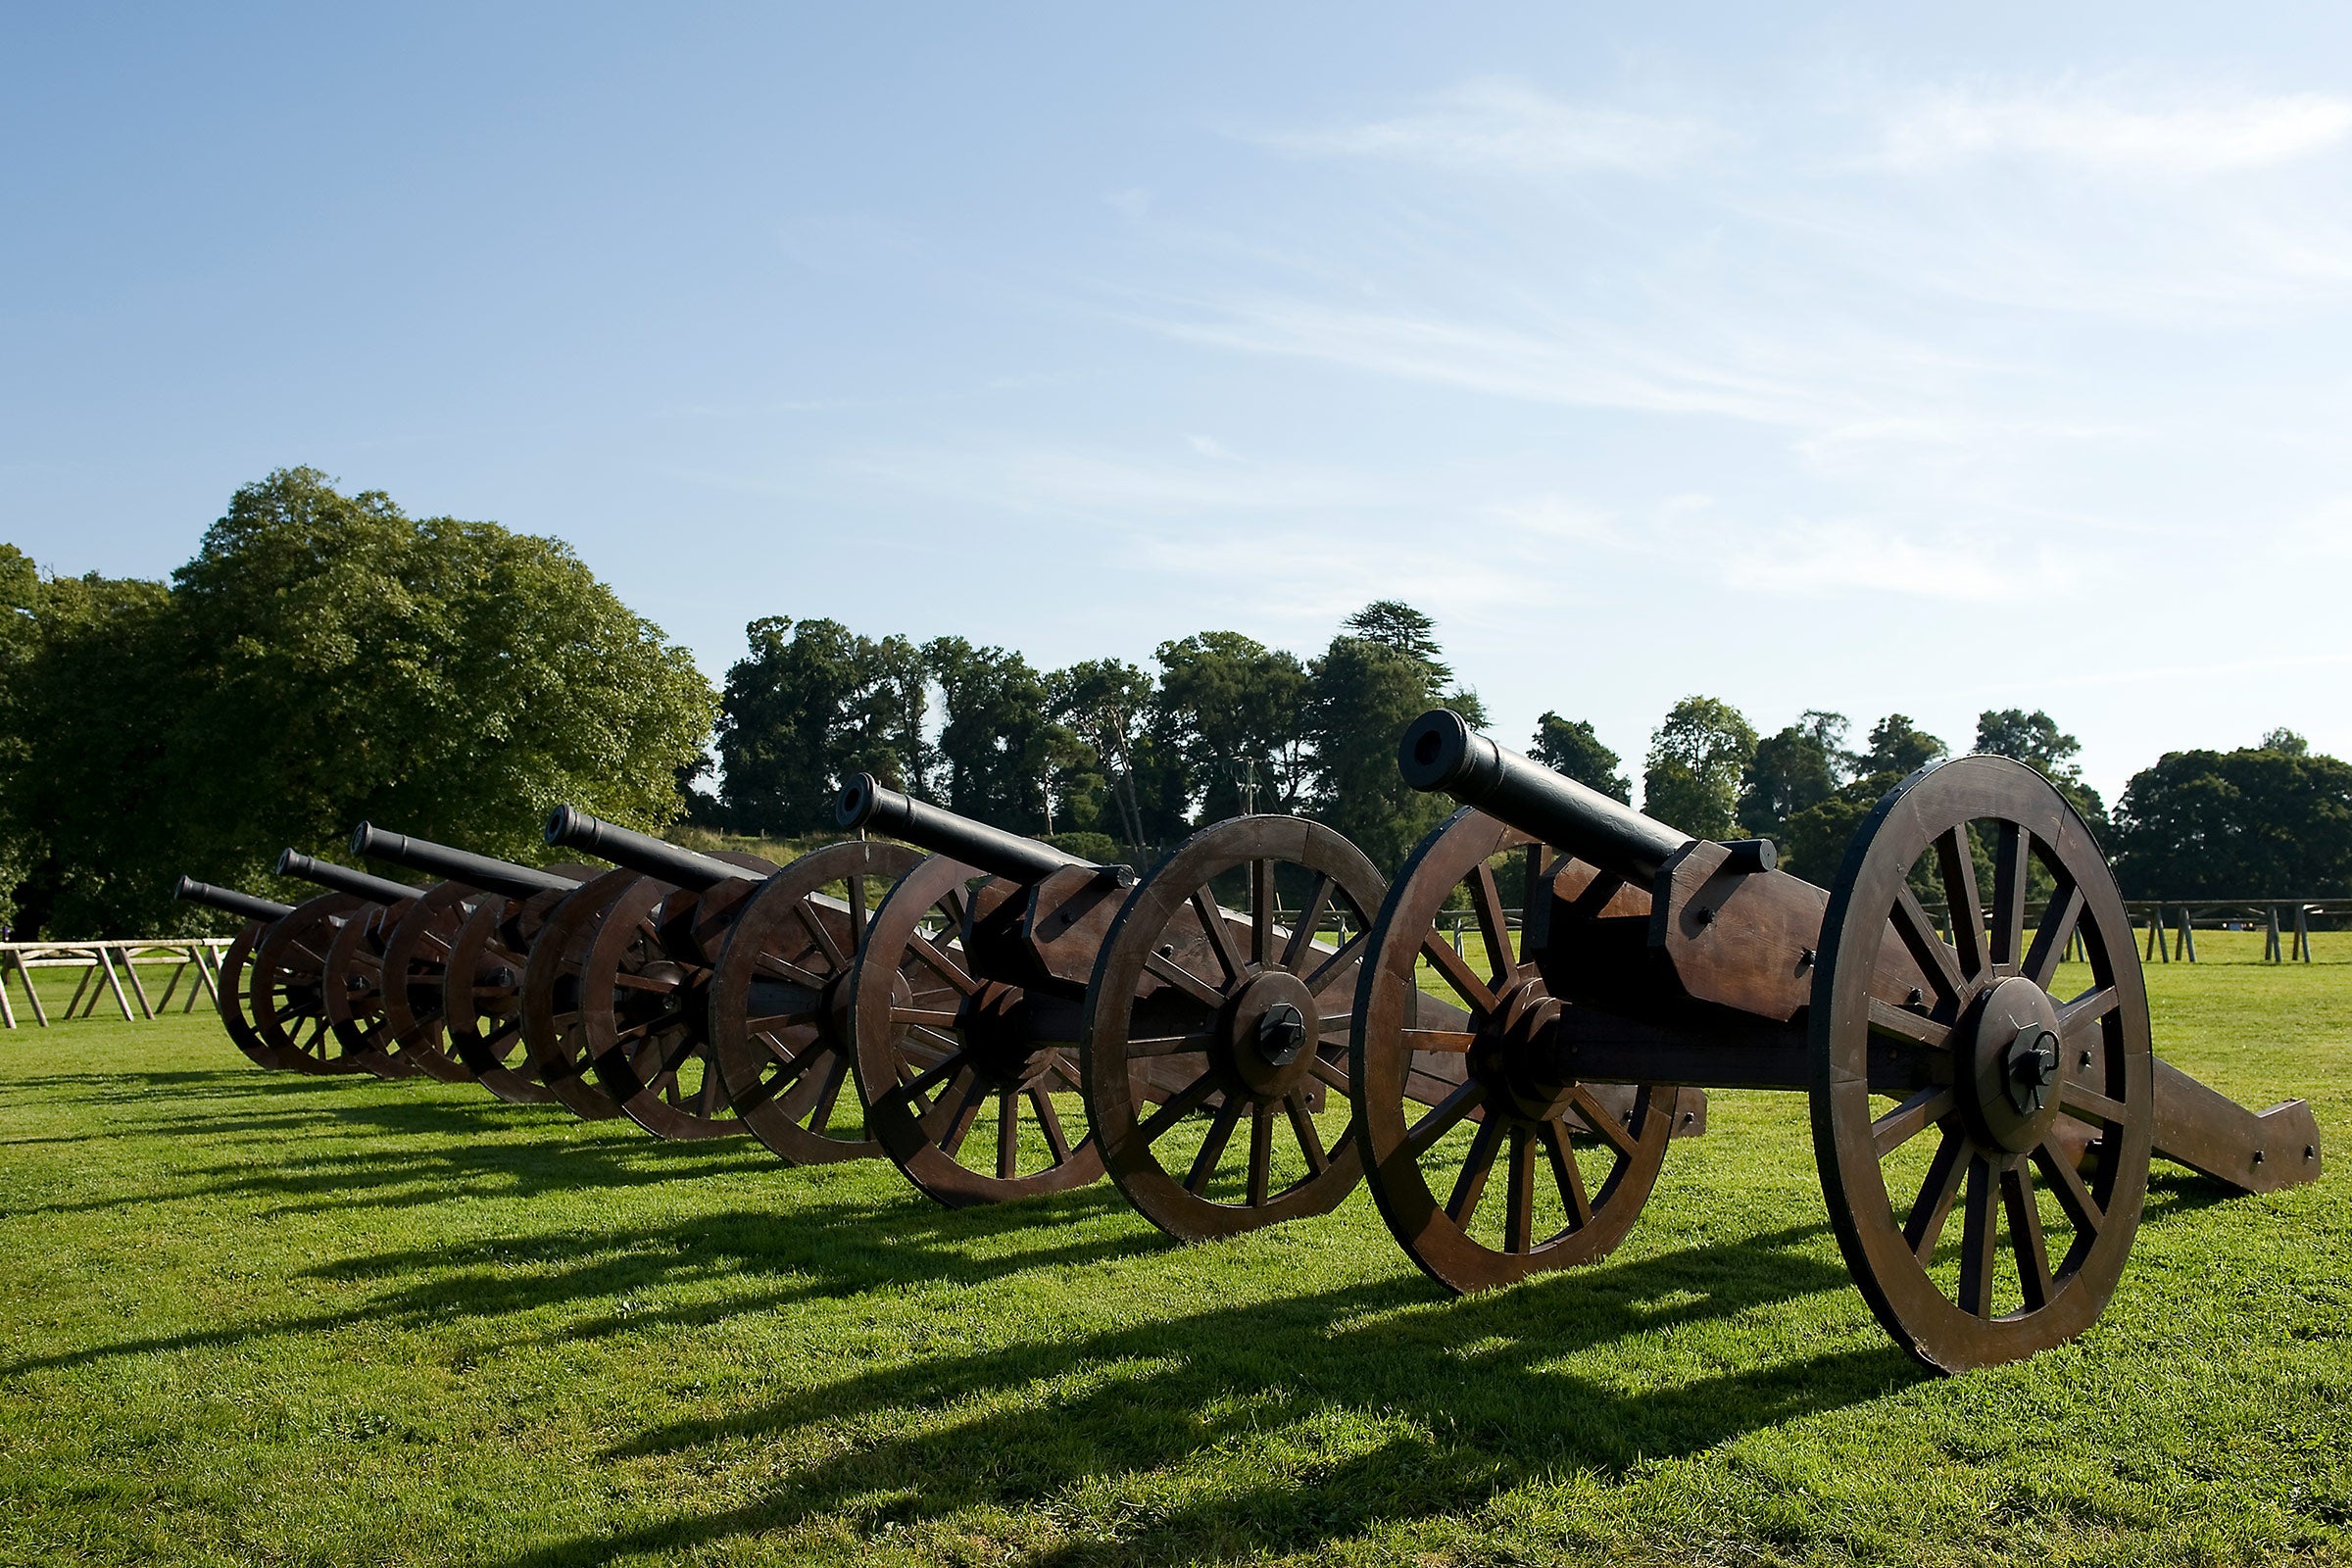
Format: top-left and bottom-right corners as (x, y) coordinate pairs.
(0, 940), (235, 1028)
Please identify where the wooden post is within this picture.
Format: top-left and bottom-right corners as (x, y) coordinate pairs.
(2144, 906), (2169, 963)
(95, 948), (136, 1021)
(117, 944), (157, 1019)
(15, 952), (48, 1027)
(65, 959), (97, 1018)
(0, 962), (14, 1030)
(193, 943), (222, 1005)
(2294, 906), (2313, 963)
(2266, 906), (2283, 963)
(2177, 907), (2198, 963)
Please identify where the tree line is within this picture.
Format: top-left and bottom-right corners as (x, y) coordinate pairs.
(3, 469), (2345, 937)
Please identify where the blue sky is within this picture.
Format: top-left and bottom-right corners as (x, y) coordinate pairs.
(6, 4), (2349, 806)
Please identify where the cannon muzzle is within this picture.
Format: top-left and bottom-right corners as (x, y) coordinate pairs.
(274, 849), (422, 906)
(836, 773), (1101, 886)
(543, 805), (760, 891)
(352, 821), (582, 901)
(173, 875), (294, 923)
(1398, 710), (1703, 884)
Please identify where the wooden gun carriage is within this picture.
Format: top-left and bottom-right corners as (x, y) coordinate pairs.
(1348, 710), (2324, 1371)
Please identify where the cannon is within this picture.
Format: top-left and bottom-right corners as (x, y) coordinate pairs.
(172, 875), (295, 1070)
(349, 823), (590, 1102)
(540, 807), (931, 1162)
(830, 776), (1497, 1239)
(220, 851), (421, 1078)
(1348, 711), (2323, 1372)
(271, 849), (432, 1080)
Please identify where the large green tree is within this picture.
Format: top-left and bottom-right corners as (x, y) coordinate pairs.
(1779, 713), (1952, 883)
(923, 637), (1062, 833)
(2112, 743), (2352, 898)
(1641, 696), (1758, 840)
(5, 469), (717, 937)
(1302, 636), (1458, 870)
(1975, 708), (2107, 833)
(1531, 712), (1630, 804)
(1049, 658), (1157, 847)
(716, 616), (925, 835)
(1738, 710), (1846, 844)
(1152, 631), (1310, 823)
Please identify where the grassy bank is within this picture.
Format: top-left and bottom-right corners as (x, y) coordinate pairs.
(0, 934), (2344, 1565)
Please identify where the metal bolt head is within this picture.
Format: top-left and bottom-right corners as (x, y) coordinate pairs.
(1254, 1001), (1308, 1067)
(2004, 1026), (2061, 1115)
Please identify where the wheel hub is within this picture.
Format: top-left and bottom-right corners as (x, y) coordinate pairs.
(1471, 977), (1576, 1123)
(956, 980), (1061, 1087)
(1221, 971), (1320, 1098)
(1962, 975), (2066, 1152)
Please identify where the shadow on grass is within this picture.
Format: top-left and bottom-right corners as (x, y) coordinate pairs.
(489, 1222), (1907, 1567)
(0, 1184), (1161, 1379)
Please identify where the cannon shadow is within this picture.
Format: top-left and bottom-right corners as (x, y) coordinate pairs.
(481, 1222), (1903, 1567)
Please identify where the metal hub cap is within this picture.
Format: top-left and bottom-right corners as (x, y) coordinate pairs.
(1964, 975), (2066, 1153)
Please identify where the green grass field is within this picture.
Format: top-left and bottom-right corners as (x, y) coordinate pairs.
(2, 934), (2346, 1566)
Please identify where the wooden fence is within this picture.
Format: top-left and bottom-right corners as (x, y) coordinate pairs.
(0, 939), (234, 1029)
(1436, 898), (2347, 966)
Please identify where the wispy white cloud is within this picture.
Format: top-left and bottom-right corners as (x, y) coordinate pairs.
(1871, 80), (2352, 174)
(1259, 79), (1718, 176)
(1714, 517), (2071, 602)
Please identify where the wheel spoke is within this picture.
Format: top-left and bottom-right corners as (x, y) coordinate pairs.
(1279, 874), (1336, 972)
(791, 900), (847, 970)
(891, 1005), (962, 1029)
(2001, 1162), (2051, 1310)
(1283, 1089), (1328, 1173)
(1145, 950), (1229, 1009)
(754, 952), (830, 989)
(2059, 1082), (2129, 1128)
(996, 1091), (1020, 1180)
(1404, 1077), (1486, 1158)
(2031, 1135), (2104, 1237)
(1567, 1084), (1640, 1161)
(1538, 1117), (1592, 1227)
(1891, 888), (1966, 1009)
(1401, 1028), (1477, 1053)
(1308, 1054), (1350, 1094)
(1445, 1114), (1507, 1226)
(1502, 1127), (1536, 1253)
(1903, 1128), (1968, 1262)
(1470, 861), (1517, 990)
(1250, 858), (1275, 966)
(2057, 987), (2118, 1053)
(1247, 1102), (1274, 1207)
(1124, 1029), (1215, 1057)
(1868, 998), (1953, 1053)
(1301, 928), (1370, 999)
(936, 1074), (989, 1159)
(1957, 1155), (1998, 1318)
(1029, 1087), (1071, 1162)
(1191, 887), (1249, 985)
(1420, 935), (1498, 1014)
(1936, 826), (1987, 982)
(901, 1052), (968, 1105)
(806, 1052), (849, 1133)
(1989, 822), (2031, 971)
(847, 875), (867, 946)
(2024, 883), (2084, 989)
(694, 1060), (721, 1118)
(1136, 1069), (1220, 1145)
(906, 932), (977, 995)
(1872, 1086), (1954, 1157)
(1186, 1097), (1246, 1194)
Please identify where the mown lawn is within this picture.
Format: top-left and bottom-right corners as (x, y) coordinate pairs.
(1, 934), (2346, 1566)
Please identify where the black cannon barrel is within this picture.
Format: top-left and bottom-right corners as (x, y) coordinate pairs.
(543, 805), (760, 891)
(173, 875), (294, 923)
(836, 773), (1091, 886)
(1397, 710), (1696, 884)
(274, 849), (423, 906)
(352, 822), (582, 901)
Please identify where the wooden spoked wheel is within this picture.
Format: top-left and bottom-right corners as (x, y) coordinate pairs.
(1351, 808), (1684, 1294)
(848, 855), (1104, 1206)
(321, 900), (416, 1073)
(1082, 815), (1378, 1242)
(216, 921), (285, 1069)
(1812, 756), (2153, 1374)
(442, 894), (564, 1106)
(573, 852), (775, 1141)
(251, 894), (400, 1076)
(709, 839), (922, 1165)
(376, 883), (482, 1084)
(516, 869), (642, 1121)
